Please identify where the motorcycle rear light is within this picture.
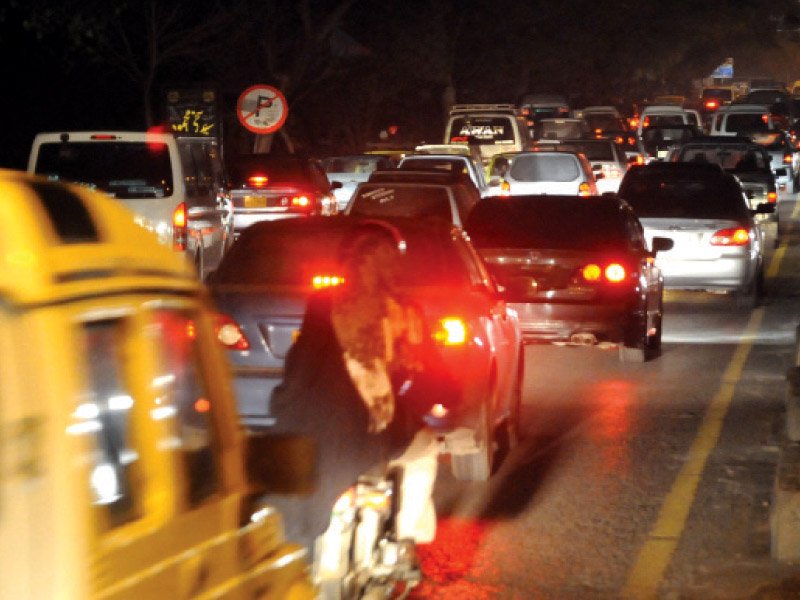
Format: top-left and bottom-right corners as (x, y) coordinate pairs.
(172, 202), (187, 251)
(214, 314), (250, 350)
(433, 317), (467, 345)
(247, 175), (269, 187)
(768, 191), (778, 203)
(312, 274), (345, 289)
(710, 227), (750, 246)
(578, 182), (591, 197)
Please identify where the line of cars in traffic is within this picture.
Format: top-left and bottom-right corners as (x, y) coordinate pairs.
(13, 108), (780, 595)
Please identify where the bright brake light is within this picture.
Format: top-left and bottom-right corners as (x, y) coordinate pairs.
(704, 99), (720, 110)
(292, 195), (311, 208)
(247, 175), (269, 187)
(582, 262), (627, 283)
(710, 228), (750, 246)
(312, 274), (345, 289)
(173, 202), (187, 251)
(214, 313), (250, 350)
(433, 317), (467, 345)
(768, 191), (778, 203)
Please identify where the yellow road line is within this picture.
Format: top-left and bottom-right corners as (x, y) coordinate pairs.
(621, 307), (765, 599)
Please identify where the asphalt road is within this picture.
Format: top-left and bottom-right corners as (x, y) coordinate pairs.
(410, 200), (800, 600)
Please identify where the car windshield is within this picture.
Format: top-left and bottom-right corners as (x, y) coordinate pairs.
(448, 116), (515, 145)
(33, 141), (174, 198)
(509, 155), (580, 182)
(321, 156), (387, 174)
(349, 185), (452, 220)
(619, 173), (749, 219)
(676, 146), (768, 170)
(466, 200), (627, 251)
(228, 156), (308, 187)
(213, 225), (468, 287)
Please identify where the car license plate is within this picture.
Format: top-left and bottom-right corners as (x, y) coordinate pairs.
(243, 195), (268, 208)
(657, 150), (668, 158)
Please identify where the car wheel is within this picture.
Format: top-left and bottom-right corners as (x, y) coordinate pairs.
(451, 402), (493, 482)
(646, 313), (663, 357)
(619, 314), (647, 363)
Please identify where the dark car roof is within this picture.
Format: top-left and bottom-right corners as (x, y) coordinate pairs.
(625, 162), (726, 177)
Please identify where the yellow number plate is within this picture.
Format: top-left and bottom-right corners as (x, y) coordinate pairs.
(243, 195), (268, 208)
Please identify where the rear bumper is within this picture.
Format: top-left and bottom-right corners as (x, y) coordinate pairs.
(658, 256), (751, 291)
(509, 301), (632, 343)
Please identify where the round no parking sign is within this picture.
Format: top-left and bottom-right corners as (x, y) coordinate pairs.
(237, 85), (288, 134)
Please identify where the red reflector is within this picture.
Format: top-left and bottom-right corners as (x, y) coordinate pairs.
(248, 175), (269, 187)
(761, 114), (769, 124)
(710, 228), (750, 246)
(90, 134), (118, 140)
(214, 314), (250, 350)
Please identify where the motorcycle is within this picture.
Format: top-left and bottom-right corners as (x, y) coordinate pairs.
(313, 427), (440, 600)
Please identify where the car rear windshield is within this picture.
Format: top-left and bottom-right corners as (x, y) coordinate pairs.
(213, 226), (468, 287)
(448, 116), (515, 145)
(558, 141), (615, 161)
(466, 201), (627, 251)
(724, 113), (769, 134)
(321, 156), (387, 174)
(585, 114), (626, 133)
(702, 89), (733, 101)
(535, 120), (585, 140)
(349, 185), (452, 220)
(34, 141), (174, 198)
(509, 155), (580, 182)
(619, 174), (748, 219)
(399, 158), (469, 175)
(228, 156), (308, 187)
(676, 146), (768, 170)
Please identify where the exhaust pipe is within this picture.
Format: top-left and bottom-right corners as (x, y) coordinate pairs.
(570, 332), (598, 346)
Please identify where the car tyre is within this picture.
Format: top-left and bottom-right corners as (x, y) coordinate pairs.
(734, 268), (763, 309)
(451, 403), (493, 482)
(620, 314), (647, 363)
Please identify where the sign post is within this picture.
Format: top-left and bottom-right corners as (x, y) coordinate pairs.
(236, 85), (289, 135)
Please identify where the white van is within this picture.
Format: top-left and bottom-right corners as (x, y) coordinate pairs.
(709, 104), (777, 137)
(444, 104), (532, 172)
(27, 131), (232, 280)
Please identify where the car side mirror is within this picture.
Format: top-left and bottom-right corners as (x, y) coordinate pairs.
(245, 433), (317, 494)
(651, 236), (674, 254)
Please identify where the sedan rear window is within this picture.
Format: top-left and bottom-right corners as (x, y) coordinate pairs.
(466, 200), (627, 251)
(213, 226), (468, 287)
(509, 155), (580, 182)
(349, 185), (452, 221)
(619, 174), (749, 219)
(34, 142), (173, 199)
(558, 141), (615, 161)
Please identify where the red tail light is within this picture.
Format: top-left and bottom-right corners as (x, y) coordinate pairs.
(784, 154), (793, 165)
(581, 262), (627, 283)
(578, 182), (591, 197)
(768, 191), (778, 203)
(292, 195), (311, 208)
(433, 317), (467, 346)
(214, 313), (250, 350)
(247, 174), (269, 187)
(710, 227), (750, 246)
(704, 99), (720, 111)
(311, 274), (345, 289)
(629, 117), (640, 129)
(635, 155), (645, 165)
(642, 116), (650, 128)
(173, 202), (187, 251)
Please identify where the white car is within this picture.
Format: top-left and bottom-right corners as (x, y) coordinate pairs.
(487, 150), (598, 197)
(537, 138), (629, 194)
(709, 104), (778, 137)
(321, 154), (393, 212)
(637, 105), (691, 137)
(397, 153), (490, 197)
